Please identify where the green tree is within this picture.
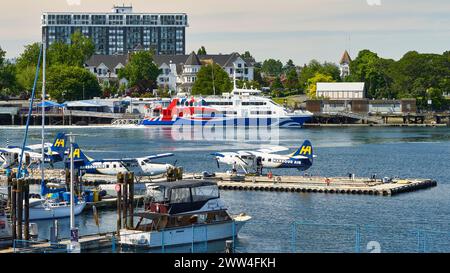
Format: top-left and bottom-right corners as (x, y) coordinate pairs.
(16, 43), (41, 70)
(47, 64), (101, 102)
(298, 60), (341, 92)
(192, 64), (232, 95)
(118, 50), (161, 93)
(48, 31), (95, 67)
(0, 47), (18, 97)
(283, 59), (296, 72)
(307, 72), (334, 99)
(241, 51), (254, 61)
(261, 59), (283, 77)
(284, 69), (299, 91)
(197, 46), (207, 55)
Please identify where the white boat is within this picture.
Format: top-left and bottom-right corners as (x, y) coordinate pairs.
(27, 198), (86, 221)
(0, 207), (12, 247)
(119, 180), (251, 248)
(141, 86), (313, 128)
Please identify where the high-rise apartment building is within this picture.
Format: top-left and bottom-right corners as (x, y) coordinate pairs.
(41, 5), (188, 55)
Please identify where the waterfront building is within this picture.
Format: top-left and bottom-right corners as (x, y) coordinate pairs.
(316, 82), (365, 100)
(84, 51), (255, 94)
(153, 51), (255, 93)
(41, 5), (188, 55)
(339, 50), (351, 78)
(84, 54), (129, 86)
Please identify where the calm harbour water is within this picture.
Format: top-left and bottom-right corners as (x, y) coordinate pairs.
(1, 125), (450, 253)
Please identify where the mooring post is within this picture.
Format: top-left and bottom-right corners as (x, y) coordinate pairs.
(11, 179), (17, 241)
(123, 173), (128, 229)
(116, 173), (123, 235)
(65, 168), (70, 192)
(6, 172), (13, 209)
(16, 179), (23, 241)
(24, 181), (30, 241)
(128, 172), (134, 229)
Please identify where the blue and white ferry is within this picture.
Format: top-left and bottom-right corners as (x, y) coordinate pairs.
(141, 87), (313, 128)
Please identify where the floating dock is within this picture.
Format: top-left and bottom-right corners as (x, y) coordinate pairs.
(0, 233), (115, 253)
(210, 173), (437, 196)
(0, 170), (437, 197)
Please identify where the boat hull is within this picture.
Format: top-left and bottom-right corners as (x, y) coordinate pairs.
(27, 202), (86, 221)
(141, 116), (311, 128)
(119, 218), (249, 248)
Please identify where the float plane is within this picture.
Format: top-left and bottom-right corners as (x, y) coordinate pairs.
(65, 143), (175, 177)
(212, 140), (315, 174)
(0, 132), (67, 169)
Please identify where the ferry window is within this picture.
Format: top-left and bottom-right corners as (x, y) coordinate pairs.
(106, 165), (110, 168)
(268, 159), (272, 162)
(113, 164), (117, 168)
(191, 186), (219, 202)
(170, 188), (192, 203)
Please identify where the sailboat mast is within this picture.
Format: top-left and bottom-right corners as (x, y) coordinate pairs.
(41, 32), (47, 184)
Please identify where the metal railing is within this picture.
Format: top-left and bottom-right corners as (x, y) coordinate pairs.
(291, 222), (450, 253)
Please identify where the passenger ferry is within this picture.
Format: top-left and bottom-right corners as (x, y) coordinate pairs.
(119, 180), (251, 248)
(141, 87), (312, 128)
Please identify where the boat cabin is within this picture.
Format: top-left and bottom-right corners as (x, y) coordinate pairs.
(133, 180), (231, 232)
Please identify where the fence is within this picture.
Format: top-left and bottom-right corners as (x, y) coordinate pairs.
(291, 222), (450, 253)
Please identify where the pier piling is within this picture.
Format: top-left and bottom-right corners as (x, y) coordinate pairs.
(127, 172), (135, 229)
(23, 182), (30, 240)
(11, 179), (17, 241)
(16, 179), (23, 241)
(116, 173), (124, 235)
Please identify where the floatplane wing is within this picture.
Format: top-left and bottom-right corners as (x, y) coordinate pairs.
(141, 153), (175, 161)
(94, 153), (174, 163)
(256, 145), (289, 154)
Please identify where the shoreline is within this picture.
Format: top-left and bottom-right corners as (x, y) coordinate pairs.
(0, 123), (447, 129)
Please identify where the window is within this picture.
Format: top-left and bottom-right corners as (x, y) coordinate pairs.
(191, 186), (219, 202)
(170, 188), (191, 203)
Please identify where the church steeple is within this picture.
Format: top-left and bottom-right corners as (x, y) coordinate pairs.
(339, 50), (352, 78)
(340, 50), (352, 65)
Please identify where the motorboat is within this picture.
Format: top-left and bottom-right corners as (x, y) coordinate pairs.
(119, 180), (251, 248)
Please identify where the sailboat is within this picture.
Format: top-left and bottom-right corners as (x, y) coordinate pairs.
(18, 38), (86, 221)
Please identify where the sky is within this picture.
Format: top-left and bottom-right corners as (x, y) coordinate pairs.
(0, 0), (449, 65)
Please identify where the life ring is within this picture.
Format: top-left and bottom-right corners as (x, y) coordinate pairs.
(276, 177), (282, 183)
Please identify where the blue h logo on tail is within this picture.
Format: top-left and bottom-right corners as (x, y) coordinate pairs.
(291, 140), (314, 162)
(64, 143), (92, 169)
(50, 132), (67, 158)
